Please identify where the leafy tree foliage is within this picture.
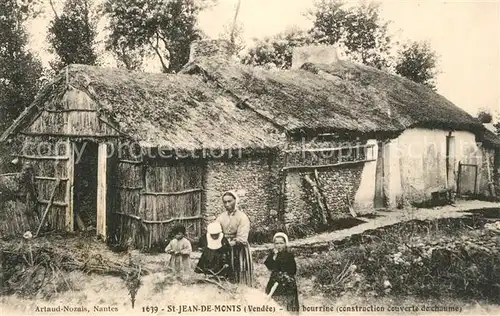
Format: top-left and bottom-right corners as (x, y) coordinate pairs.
(103, 0), (212, 73)
(47, 0), (98, 70)
(0, 0), (43, 131)
(242, 28), (316, 69)
(476, 110), (493, 124)
(243, 0), (438, 86)
(308, 0), (392, 69)
(218, 22), (245, 55)
(395, 41), (438, 89)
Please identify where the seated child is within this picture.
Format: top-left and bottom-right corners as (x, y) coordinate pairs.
(195, 222), (231, 279)
(165, 224), (192, 277)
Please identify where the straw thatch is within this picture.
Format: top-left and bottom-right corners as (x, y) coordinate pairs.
(182, 57), (487, 139)
(481, 128), (500, 148)
(1, 65), (283, 151)
(2, 56), (496, 149)
(304, 61), (485, 132)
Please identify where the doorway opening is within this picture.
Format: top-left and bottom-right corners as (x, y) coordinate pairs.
(73, 141), (98, 231)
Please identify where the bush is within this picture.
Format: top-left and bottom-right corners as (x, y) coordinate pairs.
(302, 218), (500, 303)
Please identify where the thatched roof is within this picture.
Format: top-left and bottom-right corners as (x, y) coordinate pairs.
(182, 57), (486, 139)
(481, 128), (500, 148)
(2, 57), (497, 151)
(1, 64), (283, 151)
(305, 61), (483, 133)
(182, 58), (402, 135)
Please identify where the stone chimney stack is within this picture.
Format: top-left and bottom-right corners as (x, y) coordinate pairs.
(188, 39), (235, 63)
(291, 45), (341, 69)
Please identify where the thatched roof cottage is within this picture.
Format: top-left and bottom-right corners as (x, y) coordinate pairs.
(1, 40), (498, 248)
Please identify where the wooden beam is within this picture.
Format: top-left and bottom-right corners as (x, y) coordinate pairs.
(96, 143), (108, 240)
(35, 176), (69, 181)
(14, 154), (69, 161)
(114, 212), (141, 221)
(45, 109), (97, 113)
(117, 186), (143, 190)
(0, 173), (21, 177)
(113, 212), (203, 224)
(284, 144), (375, 154)
(98, 117), (130, 137)
(142, 188), (203, 196)
(0, 101), (40, 142)
(142, 215), (203, 224)
(118, 159), (143, 165)
(20, 131), (121, 138)
(38, 199), (67, 207)
(282, 159), (375, 171)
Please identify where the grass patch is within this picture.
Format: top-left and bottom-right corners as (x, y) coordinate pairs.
(298, 217), (500, 304)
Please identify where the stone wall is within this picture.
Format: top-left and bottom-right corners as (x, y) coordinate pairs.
(283, 164), (364, 232)
(282, 137), (367, 234)
(203, 155), (281, 240)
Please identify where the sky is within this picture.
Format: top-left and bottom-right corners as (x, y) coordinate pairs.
(27, 0), (500, 118)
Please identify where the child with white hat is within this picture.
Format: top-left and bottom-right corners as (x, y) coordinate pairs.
(195, 222), (231, 279)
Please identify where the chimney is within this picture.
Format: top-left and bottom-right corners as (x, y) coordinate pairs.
(291, 45), (341, 69)
(188, 39), (236, 63)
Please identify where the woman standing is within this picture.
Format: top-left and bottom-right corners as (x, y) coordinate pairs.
(216, 190), (254, 286)
(264, 232), (299, 314)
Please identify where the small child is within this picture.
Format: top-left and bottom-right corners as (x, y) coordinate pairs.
(165, 224), (192, 277)
(264, 232), (299, 314)
(195, 222), (231, 279)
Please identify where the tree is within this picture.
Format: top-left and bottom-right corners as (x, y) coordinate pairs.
(0, 0), (43, 131)
(476, 110), (493, 124)
(242, 28), (317, 69)
(395, 41), (438, 89)
(243, 0), (438, 88)
(308, 0), (392, 69)
(47, 0), (98, 70)
(103, 0), (212, 73)
(243, 0), (392, 70)
(218, 22), (245, 55)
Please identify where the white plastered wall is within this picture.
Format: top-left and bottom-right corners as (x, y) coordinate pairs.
(353, 139), (378, 213)
(383, 128), (482, 207)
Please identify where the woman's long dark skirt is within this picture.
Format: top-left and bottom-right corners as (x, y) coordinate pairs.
(229, 244), (253, 287)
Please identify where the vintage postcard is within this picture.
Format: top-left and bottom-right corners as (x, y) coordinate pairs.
(0, 0), (499, 315)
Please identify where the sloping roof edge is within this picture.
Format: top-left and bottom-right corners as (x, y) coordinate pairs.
(0, 76), (60, 143)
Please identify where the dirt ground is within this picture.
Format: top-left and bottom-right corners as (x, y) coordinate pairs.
(2, 246), (500, 316)
(1, 200), (500, 315)
(252, 200), (500, 253)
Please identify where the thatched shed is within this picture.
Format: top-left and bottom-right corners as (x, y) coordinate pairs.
(0, 59), (283, 248)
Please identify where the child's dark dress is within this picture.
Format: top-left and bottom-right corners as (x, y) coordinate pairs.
(195, 235), (231, 278)
(264, 250), (299, 313)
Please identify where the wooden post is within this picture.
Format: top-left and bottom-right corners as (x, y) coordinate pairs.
(473, 165), (478, 196)
(35, 178), (61, 237)
(65, 140), (74, 231)
(97, 143), (108, 240)
(485, 154), (496, 196)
